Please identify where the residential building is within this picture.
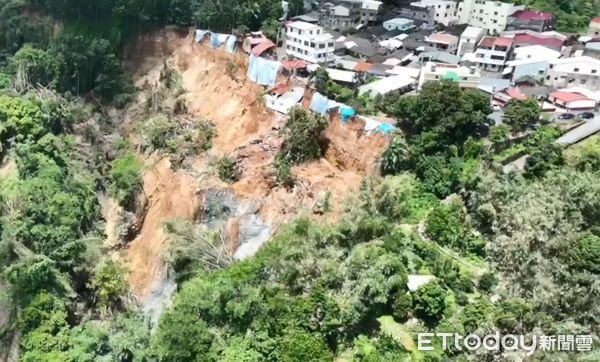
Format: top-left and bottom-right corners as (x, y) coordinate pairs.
(504, 45), (561, 83)
(383, 18), (417, 32)
(492, 87), (528, 105)
(320, 1), (382, 30)
(321, 5), (357, 31)
(410, 0), (458, 26)
(548, 91), (596, 110)
(456, 0), (525, 35)
(588, 17), (600, 37)
(502, 30), (565, 51)
(398, 5), (435, 27)
(285, 21), (335, 64)
(544, 56), (600, 90)
(506, 10), (555, 32)
(457, 26), (486, 56)
(512, 44), (561, 61)
(360, 0), (383, 25)
(418, 62), (481, 89)
(506, 58), (554, 83)
(474, 36), (513, 72)
(425, 32), (459, 53)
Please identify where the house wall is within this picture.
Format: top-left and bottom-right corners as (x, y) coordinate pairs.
(457, 30), (485, 56)
(285, 25), (335, 63)
(410, 0), (457, 26)
(418, 64), (481, 89)
(550, 97), (596, 110)
(456, 0), (525, 35)
(544, 60), (600, 91)
(383, 20), (416, 32)
(360, 1), (382, 24)
(427, 39), (458, 53)
(588, 22), (600, 37)
(475, 46), (511, 71)
(398, 6), (435, 26)
(506, 17), (554, 32)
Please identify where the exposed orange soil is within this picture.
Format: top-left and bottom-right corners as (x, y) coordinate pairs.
(119, 28), (391, 299)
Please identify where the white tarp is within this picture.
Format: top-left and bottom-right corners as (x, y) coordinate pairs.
(359, 74), (416, 97)
(265, 87), (305, 114)
(407, 275), (435, 291)
(325, 68), (357, 83)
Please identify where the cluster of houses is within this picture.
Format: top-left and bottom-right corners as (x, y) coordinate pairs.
(277, 0), (600, 114)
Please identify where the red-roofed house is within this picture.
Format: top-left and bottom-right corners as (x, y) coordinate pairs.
(474, 37), (514, 72)
(507, 10), (555, 32)
(501, 29), (566, 50)
(548, 91), (596, 110)
(493, 87), (528, 105)
(512, 33), (564, 51)
(589, 17), (600, 37)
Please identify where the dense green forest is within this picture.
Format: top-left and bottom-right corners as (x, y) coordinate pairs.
(0, 0), (598, 361)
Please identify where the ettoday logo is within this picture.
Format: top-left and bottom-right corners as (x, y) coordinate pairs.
(417, 332), (593, 355)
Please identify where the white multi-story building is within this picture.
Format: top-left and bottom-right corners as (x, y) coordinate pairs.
(410, 0), (458, 26)
(544, 56), (600, 91)
(457, 26), (486, 56)
(361, 0), (383, 25)
(456, 0), (525, 35)
(474, 36), (513, 71)
(419, 62), (481, 89)
(285, 21), (335, 64)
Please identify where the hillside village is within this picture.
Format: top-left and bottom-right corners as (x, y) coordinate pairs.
(1, 0), (599, 361)
(199, 0), (600, 149)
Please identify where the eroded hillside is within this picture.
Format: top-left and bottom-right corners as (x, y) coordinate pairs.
(115, 28), (390, 305)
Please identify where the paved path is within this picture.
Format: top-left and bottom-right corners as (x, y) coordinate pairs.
(555, 116), (600, 146)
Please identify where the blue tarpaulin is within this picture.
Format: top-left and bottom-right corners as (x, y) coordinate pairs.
(247, 54), (280, 86)
(196, 30), (234, 52)
(310, 92), (329, 115)
(339, 107), (355, 124)
(359, 115), (396, 135)
(195, 30), (210, 42)
(225, 35), (237, 53)
(378, 123), (395, 135)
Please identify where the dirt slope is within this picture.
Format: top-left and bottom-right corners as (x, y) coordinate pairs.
(118, 28), (390, 300)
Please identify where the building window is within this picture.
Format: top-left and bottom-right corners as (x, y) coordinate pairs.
(493, 19), (497, 23)
(592, 69), (598, 74)
(574, 68), (579, 72)
(546, 75), (550, 80)
(494, 11), (498, 15)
